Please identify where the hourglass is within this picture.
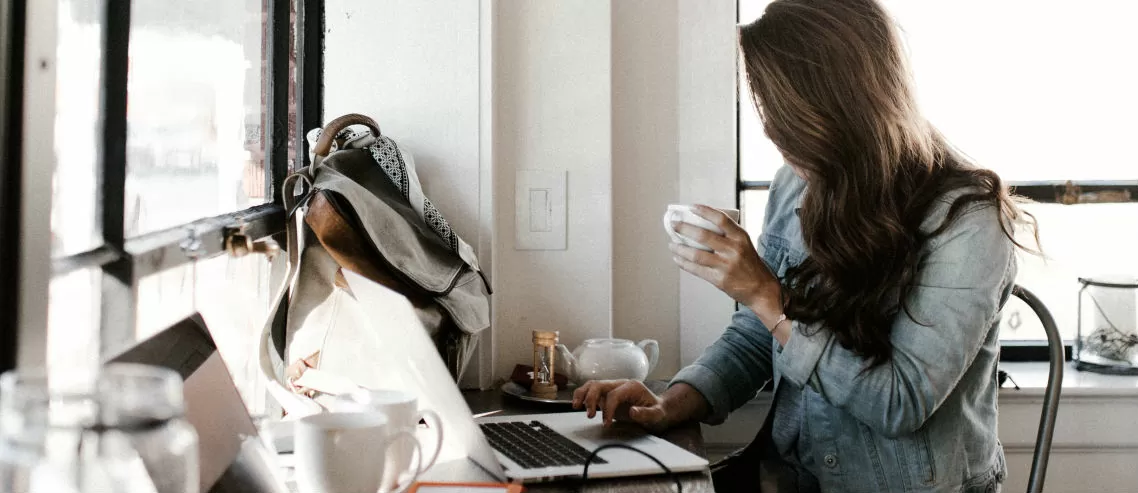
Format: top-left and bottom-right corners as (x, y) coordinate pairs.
(531, 330), (559, 397)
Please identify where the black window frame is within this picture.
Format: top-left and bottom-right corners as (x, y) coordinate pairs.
(1, 0), (27, 373)
(2, 0), (325, 371)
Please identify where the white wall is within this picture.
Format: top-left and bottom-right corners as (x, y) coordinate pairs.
(609, 0), (738, 378)
(491, 0), (739, 379)
(17, 0), (56, 367)
(323, 0), (489, 386)
(675, 0), (740, 365)
(611, 0), (680, 377)
(492, 0), (615, 378)
(324, 0), (482, 246)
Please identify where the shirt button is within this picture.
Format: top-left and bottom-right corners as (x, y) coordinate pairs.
(824, 454), (838, 468)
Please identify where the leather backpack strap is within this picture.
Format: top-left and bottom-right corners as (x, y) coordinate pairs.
(258, 171), (323, 417)
(310, 113), (381, 174)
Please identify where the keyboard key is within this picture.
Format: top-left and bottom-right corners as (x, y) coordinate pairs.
(479, 420), (608, 470)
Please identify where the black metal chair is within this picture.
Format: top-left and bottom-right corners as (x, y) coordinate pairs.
(1009, 285), (1064, 493)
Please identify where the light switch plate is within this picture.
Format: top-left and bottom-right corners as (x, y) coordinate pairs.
(515, 169), (567, 250)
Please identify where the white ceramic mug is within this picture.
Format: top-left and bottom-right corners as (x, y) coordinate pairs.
(663, 204), (742, 251)
(332, 389), (444, 479)
(294, 411), (421, 493)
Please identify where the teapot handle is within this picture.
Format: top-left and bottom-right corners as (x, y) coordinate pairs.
(636, 339), (660, 377)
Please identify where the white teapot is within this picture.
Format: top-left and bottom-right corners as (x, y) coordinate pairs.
(555, 338), (660, 385)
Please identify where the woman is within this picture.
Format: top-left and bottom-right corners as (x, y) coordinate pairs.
(573, 0), (1036, 492)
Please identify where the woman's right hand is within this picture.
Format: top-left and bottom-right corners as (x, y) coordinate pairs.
(572, 380), (672, 432)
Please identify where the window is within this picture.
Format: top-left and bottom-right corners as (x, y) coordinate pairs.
(0, 0), (25, 371)
(37, 0), (324, 412)
(738, 0), (1138, 358)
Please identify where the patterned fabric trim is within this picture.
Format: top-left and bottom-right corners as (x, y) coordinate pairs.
(367, 135), (460, 253)
(311, 127), (461, 254)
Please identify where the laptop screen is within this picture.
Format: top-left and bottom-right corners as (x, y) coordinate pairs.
(106, 314), (265, 492)
(338, 269), (507, 480)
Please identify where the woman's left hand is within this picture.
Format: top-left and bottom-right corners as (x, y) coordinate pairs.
(669, 205), (782, 316)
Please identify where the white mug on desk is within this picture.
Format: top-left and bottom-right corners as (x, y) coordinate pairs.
(332, 389), (444, 481)
(294, 411), (421, 493)
(663, 204), (742, 252)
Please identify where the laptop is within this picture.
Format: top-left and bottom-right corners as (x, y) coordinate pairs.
(107, 314), (288, 493)
(332, 269), (709, 483)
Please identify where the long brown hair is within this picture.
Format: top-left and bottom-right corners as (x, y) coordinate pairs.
(739, 0), (1037, 366)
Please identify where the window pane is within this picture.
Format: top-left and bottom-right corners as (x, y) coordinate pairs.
(136, 263), (195, 339)
(51, 0), (103, 256)
(47, 268), (101, 378)
(738, 1), (779, 183)
(196, 254), (284, 415)
(739, 92), (784, 183)
(740, 189), (770, 239)
(1002, 203), (1138, 341)
(125, 0), (269, 237)
(136, 253), (283, 415)
(882, 0), (1138, 182)
(739, 0), (1138, 182)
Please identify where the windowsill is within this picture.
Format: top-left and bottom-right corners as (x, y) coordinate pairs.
(718, 361), (1138, 407)
(997, 361), (1138, 398)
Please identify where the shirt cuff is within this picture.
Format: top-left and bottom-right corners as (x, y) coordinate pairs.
(775, 321), (831, 388)
(670, 364), (732, 425)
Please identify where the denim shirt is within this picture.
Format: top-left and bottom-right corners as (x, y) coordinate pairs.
(673, 166), (1015, 493)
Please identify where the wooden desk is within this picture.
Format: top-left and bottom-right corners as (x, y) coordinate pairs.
(451, 383), (715, 493)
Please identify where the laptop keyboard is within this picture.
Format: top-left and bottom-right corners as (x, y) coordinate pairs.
(479, 421), (608, 469)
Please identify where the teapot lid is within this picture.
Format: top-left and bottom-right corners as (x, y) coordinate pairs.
(582, 338), (634, 346)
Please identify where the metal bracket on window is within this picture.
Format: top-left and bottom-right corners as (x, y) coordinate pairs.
(1058, 181), (1133, 205)
(179, 227), (204, 260)
(224, 223), (280, 259)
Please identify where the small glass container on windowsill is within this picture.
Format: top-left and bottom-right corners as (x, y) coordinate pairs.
(0, 364), (199, 493)
(1075, 276), (1138, 375)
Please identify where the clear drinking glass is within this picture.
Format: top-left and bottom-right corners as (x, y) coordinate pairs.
(0, 364), (199, 493)
(0, 441), (79, 493)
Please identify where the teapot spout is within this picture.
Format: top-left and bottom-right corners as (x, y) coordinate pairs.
(555, 344), (577, 382)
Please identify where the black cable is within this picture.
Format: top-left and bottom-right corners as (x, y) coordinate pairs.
(579, 443), (682, 493)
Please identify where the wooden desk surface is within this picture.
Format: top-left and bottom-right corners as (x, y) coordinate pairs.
(454, 382), (715, 493)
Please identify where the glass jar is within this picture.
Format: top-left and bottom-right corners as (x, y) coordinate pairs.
(0, 364), (199, 493)
(0, 440), (78, 493)
(1075, 277), (1138, 375)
